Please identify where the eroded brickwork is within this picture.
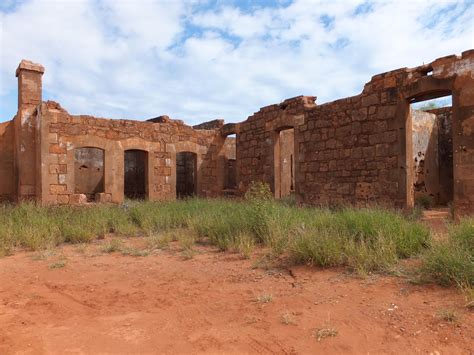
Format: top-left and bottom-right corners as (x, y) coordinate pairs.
(0, 121), (15, 202)
(0, 51), (472, 217)
(37, 101), (226, 204)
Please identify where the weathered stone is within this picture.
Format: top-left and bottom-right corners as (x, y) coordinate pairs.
(70, 193), (87, 204)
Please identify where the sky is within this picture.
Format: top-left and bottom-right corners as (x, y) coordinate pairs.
(0, 0), (473, 125)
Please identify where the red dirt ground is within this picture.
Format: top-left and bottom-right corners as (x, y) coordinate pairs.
(0, 239), (472, 354)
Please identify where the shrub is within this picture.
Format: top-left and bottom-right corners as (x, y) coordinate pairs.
(415, 195), (432, 209)
(244, 181), (273, 201)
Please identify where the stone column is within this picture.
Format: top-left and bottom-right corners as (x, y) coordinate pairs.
(14, 60), (45, 201)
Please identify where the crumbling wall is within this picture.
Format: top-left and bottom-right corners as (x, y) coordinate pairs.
(279, 128), (295, 198)
(235, 50), (472, 217)
(0, 121), (15, 202)
(429, 107), (453, 205)
(36, 101), (222, 204)
(298, 85), (403, 207)
(412, 109), (439, 204)
(74, 147), (105, 200)
(236, 96), (314, 195)
(410, 107), (453, 206)
(222, 136), (236, 190)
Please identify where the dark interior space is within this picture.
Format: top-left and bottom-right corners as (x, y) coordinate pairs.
(225, 158), (237, 189)
(74, 147), (105, 201)
(176, 152), (197, 198)
(124, 149), (147, 200)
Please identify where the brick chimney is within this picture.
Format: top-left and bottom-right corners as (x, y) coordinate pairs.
(14, 60), (45, 201)
(16, 59), (45, 110)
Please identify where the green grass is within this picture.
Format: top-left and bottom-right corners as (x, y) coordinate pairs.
(0, 198), (434, 276)
(420, 217), (473, 289)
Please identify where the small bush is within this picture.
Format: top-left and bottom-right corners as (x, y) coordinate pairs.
(244, 181), (273, 201)
(314, 327), (338, 341)
(100, 238), (123, 253)
(233, 233), (255, 259)
(48, 260), (66, 269)
(415, 195), (432, 209)
(256, 294), (273, 303)
(437, 309), (458, 323)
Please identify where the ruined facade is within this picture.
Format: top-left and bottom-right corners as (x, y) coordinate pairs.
(0, 50), (473, 217)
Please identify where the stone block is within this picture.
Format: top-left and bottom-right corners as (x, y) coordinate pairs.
(50, 184), (67, 194)
(69, 193), (87, 204)
(95, 192), (112, 203)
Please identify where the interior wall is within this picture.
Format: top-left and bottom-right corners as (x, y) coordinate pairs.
(223, 136), (237, 190)
(0, 121), (15, 202)
(279, 128), (295, 198)
(429, 107), (453, 205)
(411, 109), (439, 204)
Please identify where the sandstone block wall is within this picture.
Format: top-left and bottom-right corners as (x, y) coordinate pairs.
(0, 121), (15, 202)
(411, 108), (453, 206)
(35, 101), (225, 204)
(0, 51), (472, 217)
(235, 50), (473, 216)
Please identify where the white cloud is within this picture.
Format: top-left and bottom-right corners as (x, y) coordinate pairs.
(0, 0), (472, 124)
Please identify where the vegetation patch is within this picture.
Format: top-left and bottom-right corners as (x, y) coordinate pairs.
(314, 327), (338, 341)
(420, 217), (473, 291)
(3, 189), (471, 286)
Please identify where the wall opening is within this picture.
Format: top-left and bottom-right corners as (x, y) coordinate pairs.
(176, 151), (197, 198)
(410, 95), (453, 207)
(223, 133), (237, 192)
(74, 147), (105, 201)
(274, 128), (295, 198)
(124, 149), (148, 200)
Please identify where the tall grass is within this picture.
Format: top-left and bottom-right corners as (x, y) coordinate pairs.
(0, 198), (432, 275)
(421, 218), (473, 288)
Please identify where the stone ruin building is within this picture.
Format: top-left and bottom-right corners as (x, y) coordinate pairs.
(0, 50), (473, 218)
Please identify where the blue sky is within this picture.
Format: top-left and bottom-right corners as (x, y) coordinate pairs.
(0, 0), (473, 124)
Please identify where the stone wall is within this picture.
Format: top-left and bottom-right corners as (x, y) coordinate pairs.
(412, 109), (440, 205)
(236, 96), (314, 194)
(235, 50), (473, 216)
(35, 101), (223, 204)
(1, 52), (472, 216)
(429, 107), (453, 205)
(411, 108), (454, 206)
(299, 86), (404, 207)
(0, 121), (15, 201)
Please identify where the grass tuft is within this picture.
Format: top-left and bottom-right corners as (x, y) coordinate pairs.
(256, 293), (273, 303)
(314, 327), (338, 341)
(420, 217), (473, 288)
(437, 309), (458, 323)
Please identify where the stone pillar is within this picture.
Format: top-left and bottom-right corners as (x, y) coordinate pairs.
(14, 60), (45, 201)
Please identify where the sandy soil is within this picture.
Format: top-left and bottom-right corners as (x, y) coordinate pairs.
(0, 239), (472, 355)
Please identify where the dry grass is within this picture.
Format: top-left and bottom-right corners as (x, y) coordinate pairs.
(314, 327), (338, 341)
(437, 309), (459, 323)
(280, 312), (296, 325)
(256, 293), (273, 303)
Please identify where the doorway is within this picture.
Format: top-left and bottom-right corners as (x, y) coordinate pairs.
(176, 152), (197, 198)
(124, 150), (147, 199)
(274, 128), (295, 198)
(410, 95), (453, 207)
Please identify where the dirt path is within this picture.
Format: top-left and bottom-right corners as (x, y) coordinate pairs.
(0, 240), (472, 354)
